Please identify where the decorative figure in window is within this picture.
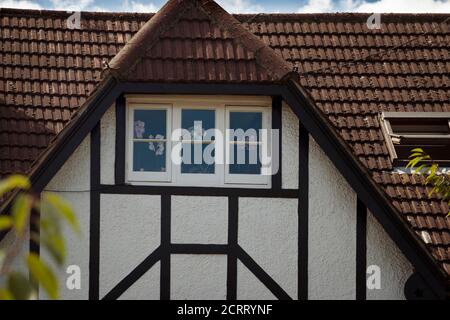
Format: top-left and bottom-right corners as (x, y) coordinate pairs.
(134, 120), (145, 138)
(148, 134), (165, 156)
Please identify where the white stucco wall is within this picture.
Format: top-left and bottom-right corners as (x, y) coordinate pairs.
(281, 102), (299, 189)
(238, 197), (298, 299)
(41, 135), (91, 300)
(171, 196), (228, 244)
(308, 136), (357, 300)
(366, 211), (413, 300)
(99, 194), (161, 298)
(118, 261), (160, 300)
(171, 254), (227, 300)
(237, 260), (276, 300)
(100, 104), (116, 185)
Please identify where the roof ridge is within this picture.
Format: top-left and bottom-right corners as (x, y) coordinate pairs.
(196, 0), (295, 82)
(106, 0), (297, 83)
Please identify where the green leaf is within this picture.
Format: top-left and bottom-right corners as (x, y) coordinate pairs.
(411, 148), (424, 153)
(407, 156), (423, 169)
(11, 194), (32, 233)
(414, 164), (427, 175)
(447, 200), (450, 217)
(0, 289), (13, 300)
(42, 193), (79, 234)
(0, 175), (30, 196)
(40, 214), (61, 236)
(429, 186), (438, 198)
(0, 215), (13, 231)
(0, 250), (6, 268)
(430, 164), (438, 178)
(41, 233), (66, 266)
(409, 153), (423, 159)
(7, 272), (35, 300)
(26, 253), (59, 300)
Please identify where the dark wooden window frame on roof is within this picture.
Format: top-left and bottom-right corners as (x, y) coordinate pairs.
(380, 112), (450, 166)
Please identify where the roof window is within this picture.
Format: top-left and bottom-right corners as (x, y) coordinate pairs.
(380, 112), (450, 166)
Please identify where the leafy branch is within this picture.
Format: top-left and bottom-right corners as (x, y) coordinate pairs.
(0, 175), (79, 299)
(407, 148), (450, 217)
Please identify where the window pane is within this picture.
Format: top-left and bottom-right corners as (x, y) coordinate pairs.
(180, 109), (216, 174)
(182, 109), (215, 140)
(229, 111), (262, 175)
(133, 141), (166, 172)
(229, 111), (262, 141)
(395, 143), (450, 165)
(134, 109), (166, 139)
(390, 118), (450, 135)
(181, 142), (215, 174)
(229, 143), (261, 175)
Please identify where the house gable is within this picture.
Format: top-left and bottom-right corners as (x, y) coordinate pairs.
(32, 96), (412, 300)
(0, 2), (449, 299)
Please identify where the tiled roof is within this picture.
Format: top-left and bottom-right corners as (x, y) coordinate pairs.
(0, 10), (150, 176)
(107, 0), (293, 83)
(0, 5), (449, 281)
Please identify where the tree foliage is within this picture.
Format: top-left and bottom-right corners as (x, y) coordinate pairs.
(0, 175), (79, 299)
(407, 148), (450, 217)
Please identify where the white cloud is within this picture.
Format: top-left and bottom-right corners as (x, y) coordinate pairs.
(0, 0), (41, 9)
(216, 0), (264, 13)
(298, 0), (333, 13)
(50, 0), (94, 11)
(2, 0), (448, 15)
(120, 0), (158, 12)
(298, 0), (450, 13)
(88, 6), (109, 12)
(350, 0), (450, 13)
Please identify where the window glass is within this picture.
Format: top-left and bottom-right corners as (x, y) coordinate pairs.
(229, 111), (262, 175)
(390, 118), (450, 135)
(132, 109), (167, 172)
(134, 109), (166, 138)
(127, 99), (272, 187)
(181, 109), (215, 174)
(381, 113), (450, 166)
(230, 112), (262, 139)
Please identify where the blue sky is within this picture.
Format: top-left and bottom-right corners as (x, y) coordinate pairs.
(1, 0), (449, 13)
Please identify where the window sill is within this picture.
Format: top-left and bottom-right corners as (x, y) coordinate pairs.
(124, 179), (271, 189)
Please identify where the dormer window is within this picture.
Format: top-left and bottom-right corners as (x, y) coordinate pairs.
(125, 95), (274, 188)
(380, 112), (450, 166)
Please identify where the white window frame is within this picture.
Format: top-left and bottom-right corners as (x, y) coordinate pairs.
(126, 103), (172, 183)
(125, 95), (272, 188)
(225, 106), (271, 185)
